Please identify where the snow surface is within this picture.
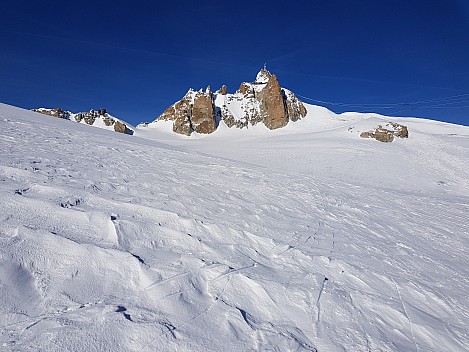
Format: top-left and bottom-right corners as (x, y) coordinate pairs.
(1, 102), (468, 351)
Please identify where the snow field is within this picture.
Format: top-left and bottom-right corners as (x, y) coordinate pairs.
(0, 103), (468, 351)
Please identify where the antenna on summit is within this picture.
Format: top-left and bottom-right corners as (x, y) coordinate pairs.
(263, 63), (267, 70)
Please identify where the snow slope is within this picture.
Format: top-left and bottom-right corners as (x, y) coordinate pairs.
(1, 102), (468, 351)
(137, 103), (469, 196)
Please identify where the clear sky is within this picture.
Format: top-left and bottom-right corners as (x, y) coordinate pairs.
(1, 0), (468, 126)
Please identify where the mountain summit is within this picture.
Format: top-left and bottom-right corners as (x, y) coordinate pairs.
(153, 68), (307, 136)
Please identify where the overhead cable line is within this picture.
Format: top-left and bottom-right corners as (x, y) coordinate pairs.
(296, 92), (469, 110)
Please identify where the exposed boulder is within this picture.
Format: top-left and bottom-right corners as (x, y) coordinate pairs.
(114, 120), (133, 135)
(114, 120), (126, 133)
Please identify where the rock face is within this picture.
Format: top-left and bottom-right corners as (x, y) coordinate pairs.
(114, 120), (133, 134)
(217, 85), (227, 95)
(157, 88), (216, 136)
(153, 67), (307, 135)
(159, 96), (192, 136)
(192, 90), (216, 134)
(284, 90), (307, 122)
(258, 74), (288, 130)
(360, 122), (409, 143)
(238, 82), (254, 96)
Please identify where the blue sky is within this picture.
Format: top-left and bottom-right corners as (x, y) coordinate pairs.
(1, 0), (468, 126)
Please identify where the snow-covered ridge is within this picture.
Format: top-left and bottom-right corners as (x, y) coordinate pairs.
(31, 107), (134, 135)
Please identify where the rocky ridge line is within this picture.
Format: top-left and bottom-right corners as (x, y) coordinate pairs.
(32, 108), (134, 135)
(154, 68), (307, 136)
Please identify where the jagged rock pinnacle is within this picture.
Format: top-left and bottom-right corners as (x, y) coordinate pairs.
(154, 68), (307, 135)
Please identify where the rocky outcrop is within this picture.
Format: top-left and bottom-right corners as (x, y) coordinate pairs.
(360, 122), (409, 142)
(284, 90), (307, 122)
(394, 123), (409, 138)
(221, 103), (247, 129)
(157, 88), (217, 136)
(76, 109), (134, 134)
(103, 116), (115, 126)
(154, 67), (307, 135)
(113, 120), (133, 134)
(192, 90), (216, 134)
(258, 74), (288, 130)
(223, 68), (306, 130)
(229, 82), (261, 126)
(360, 129), (394, 143)
(74, 109), (103, 125)
(162, 96), (193, 136)
(238, 82), (254, 96)
(32, 108), (70, 119)
(217, 85), (227, 95)
(33, 107), (133, 135)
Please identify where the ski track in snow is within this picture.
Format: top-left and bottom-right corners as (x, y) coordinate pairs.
(0, 103), (468, 351)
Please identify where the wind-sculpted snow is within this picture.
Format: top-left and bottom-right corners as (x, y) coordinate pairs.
(0, 103), (468, 351)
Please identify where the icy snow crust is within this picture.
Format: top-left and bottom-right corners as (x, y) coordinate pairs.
(1, 102), (469, 351)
